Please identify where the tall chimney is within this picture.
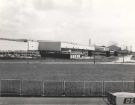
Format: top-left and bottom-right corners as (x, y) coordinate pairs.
(130, 45), (132, 52)
(89, 39), (91, 46)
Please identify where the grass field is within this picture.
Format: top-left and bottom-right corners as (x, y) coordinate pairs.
(0, 63), (135, 81)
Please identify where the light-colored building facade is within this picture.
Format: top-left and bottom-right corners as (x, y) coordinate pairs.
(38, 41), (95, 59)
(0, 40), (39, 51)
(0, 39), (95, 59)
(0, 39), (39, 58)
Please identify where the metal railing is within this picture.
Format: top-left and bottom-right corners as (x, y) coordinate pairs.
(0, 79), (134, 97)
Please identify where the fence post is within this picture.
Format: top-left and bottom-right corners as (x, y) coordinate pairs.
(96, 81), (98, 96)
(0, 79), (1, 97)
(83, 81), (85, 96)
(63, 80), (65, 96)
(127, 81), (129, 92)
(134, 78), (135, 92)
(42, 80), (44, 96)
(122, 80), (124, 92)
(102, 81), (104, 96)
(104, 81), (106, 96)
(20, 79), (22, 96)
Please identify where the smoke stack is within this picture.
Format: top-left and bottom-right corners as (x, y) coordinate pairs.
(130, 45), (132, 52)
(89, 39), (91, 46)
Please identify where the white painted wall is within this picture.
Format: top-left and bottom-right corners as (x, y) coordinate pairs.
(28, 41), (39, 50)
(61, 42), (95, 50)
(0, 40), (38, 51)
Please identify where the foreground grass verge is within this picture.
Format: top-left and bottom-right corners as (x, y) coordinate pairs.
(0, 63), (134, 81)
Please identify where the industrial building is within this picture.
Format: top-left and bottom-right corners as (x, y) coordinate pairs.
(0, 38), (95, 59)
(0, 40), (38, 51)
(108, 45), (121, 52)
(0, 38), (39, 58)
(0, 38), (126, 59)
(95, 46), (110, 56)
(95, 46), (109, 52)
(38, 40), (95, 59)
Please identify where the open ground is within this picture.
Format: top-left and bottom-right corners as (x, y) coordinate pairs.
(0, 62), (134, 105)
(0, 63), (135, 81)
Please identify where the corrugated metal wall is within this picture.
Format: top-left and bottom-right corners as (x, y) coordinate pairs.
(38, 42), (61, 51)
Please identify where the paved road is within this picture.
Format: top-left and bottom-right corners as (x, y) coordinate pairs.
(0, 97), (108, 105)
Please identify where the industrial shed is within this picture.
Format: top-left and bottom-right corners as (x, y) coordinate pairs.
(0, 39), (39, 58)
(38, 41), (95, 59)
(0, 39), (39, 51)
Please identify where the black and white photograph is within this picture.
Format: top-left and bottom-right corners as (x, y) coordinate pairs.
(0, 0), (135, 105)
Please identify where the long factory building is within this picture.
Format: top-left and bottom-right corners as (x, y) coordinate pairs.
(0, 38), (95, 59)
(38, 40), (94, 59)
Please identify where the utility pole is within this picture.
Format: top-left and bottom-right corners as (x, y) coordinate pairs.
(122, 45), (125, 63)
(93, 44), (96, 64)
(130, 45), (132, 53)
(94, 51), (95, 64)
(89, 39), (91, 46)
(27, 40), (29, 64)
(123, 50), (124, 63)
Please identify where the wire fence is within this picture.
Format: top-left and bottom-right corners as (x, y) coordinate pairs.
(0, 79), (134, 97)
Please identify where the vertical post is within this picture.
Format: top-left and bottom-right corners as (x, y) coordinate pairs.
(20, 79), (22, 96)
(95, 81), (98, 96)
(123, 50), (124, 63)
(102, 81), (104, 96)
(83, 81), (86, 96)
(27, 40), (29, 64)
(89, 39), (91, 46)
(63, 80), (65, 96)
(0, 79), (1, 97)
(122, 80), (124, 92)
(134, 78), (135, 92)
(127, 82), (130, 92)
(42, 80), (44, 96)
(130, 45), (132, 53)
(104, 81), (106, 96)
(94, 51), (96, 64)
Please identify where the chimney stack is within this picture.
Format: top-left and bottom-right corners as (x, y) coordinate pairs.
(89, 39), (91, 46)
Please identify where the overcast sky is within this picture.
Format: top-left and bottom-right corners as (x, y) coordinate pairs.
(0, 0), (135, 50)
